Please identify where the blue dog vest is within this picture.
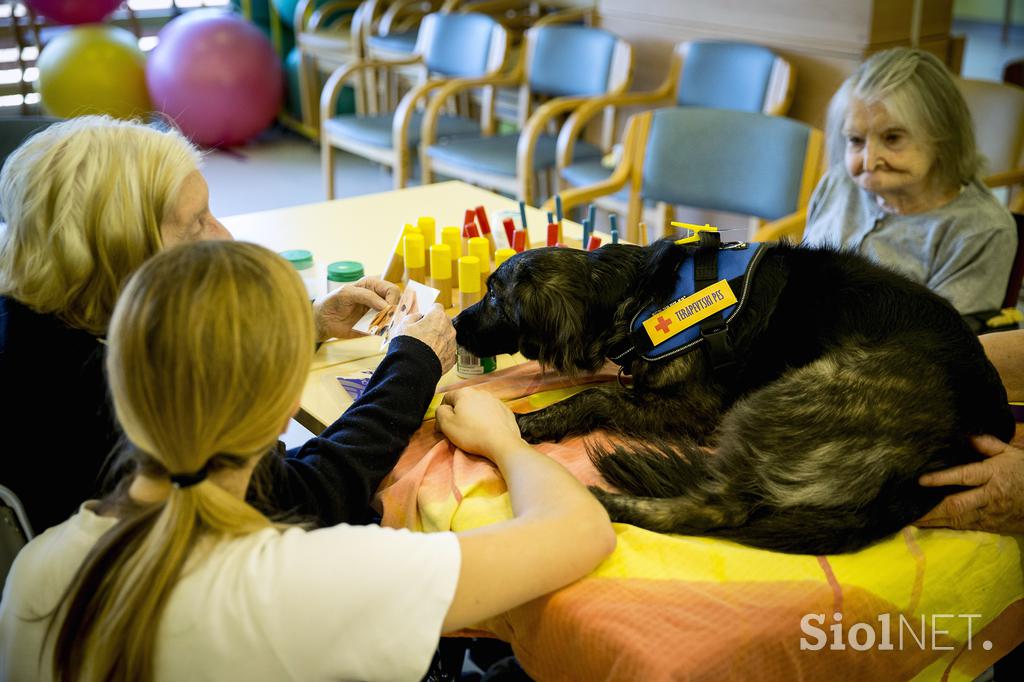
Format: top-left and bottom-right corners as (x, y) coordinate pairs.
(608, 240), (766, 368)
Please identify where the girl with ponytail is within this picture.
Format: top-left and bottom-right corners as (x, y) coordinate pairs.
(1, 241), (615, 681)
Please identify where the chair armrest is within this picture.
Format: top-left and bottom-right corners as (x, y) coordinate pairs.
(515, 95), (598, 203)
(545, 112), (642, 215)
(320, 56), (425, 120)
(556, 88), (675, 168)
(420, 70), (524, 148)
(985, 168), (1024, 189)
(751, 208), (807, 243)
(379, 0), (435, 36)
(534, 6), (596, 27)
(391, 78), (456, 154)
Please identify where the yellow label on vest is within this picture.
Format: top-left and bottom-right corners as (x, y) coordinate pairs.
(642, 279), (738, 346)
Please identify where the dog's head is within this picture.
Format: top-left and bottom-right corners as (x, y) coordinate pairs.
(454, 245), (652, 374)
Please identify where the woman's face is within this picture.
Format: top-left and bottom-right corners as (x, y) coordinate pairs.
(160, 170), (233, 247)
(842, 98), (935, 199)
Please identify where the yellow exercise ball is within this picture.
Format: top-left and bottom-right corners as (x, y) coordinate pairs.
(36, 25), (151, 119)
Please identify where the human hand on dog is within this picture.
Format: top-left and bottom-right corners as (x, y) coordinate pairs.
(313, 277), (400, 341)
(435, 388), (525, 460)
(915, 435), (1024, 534)
(393, 303), (457, 373)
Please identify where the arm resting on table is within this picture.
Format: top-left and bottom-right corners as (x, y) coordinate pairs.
(252, 336), (441, 526)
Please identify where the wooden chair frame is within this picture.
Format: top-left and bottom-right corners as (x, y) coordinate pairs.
(321, 15), (510, 197)
(554, 40), (795, 233)
(418, 23), (632, 206)
(548, 110), (823, 245)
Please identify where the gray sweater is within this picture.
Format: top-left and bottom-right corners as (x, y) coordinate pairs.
(802, 166), (1016, 319)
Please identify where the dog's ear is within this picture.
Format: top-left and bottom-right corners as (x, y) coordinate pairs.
(512, 256), (591, 374)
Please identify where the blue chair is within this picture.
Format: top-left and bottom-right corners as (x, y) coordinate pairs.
(550, 107), (823, 245)
(418, 23), (633, 205)
(320, 12), (509, 197)
(555, 40), (795, 229)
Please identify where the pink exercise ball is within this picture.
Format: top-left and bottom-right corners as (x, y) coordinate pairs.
(146, 10), (282, 147)
(27, 0), (122, 25)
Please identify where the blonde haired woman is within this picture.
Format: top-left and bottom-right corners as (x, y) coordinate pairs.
(0, 241), (615, 681)
(802, 48), (1016, 332)
(0, 116), (440, 533)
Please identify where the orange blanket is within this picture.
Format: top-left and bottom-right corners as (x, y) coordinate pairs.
(375, 363), (1024, 681)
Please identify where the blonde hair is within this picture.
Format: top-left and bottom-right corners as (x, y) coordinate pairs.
(49, 240), (315, 682)
(825, 48), (981, 191)
(0, 115), (200, 335)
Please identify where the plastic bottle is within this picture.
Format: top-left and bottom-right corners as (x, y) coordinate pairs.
(326, 261), (364, 293)
(280, 249), (317, 300)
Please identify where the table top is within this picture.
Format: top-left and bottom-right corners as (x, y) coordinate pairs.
(224, 181), (589, 432)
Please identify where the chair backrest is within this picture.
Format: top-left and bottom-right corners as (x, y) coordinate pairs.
(524, 24), (629, 98)
(675, 40), (792, 115)
(957, 78), (1024, 179)
(417, 12), (506, 78)
(638, 107), (821, 221)
(0, 484), (33, 591)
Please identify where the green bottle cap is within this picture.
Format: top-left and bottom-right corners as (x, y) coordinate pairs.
(280, 249), (314, 270)
(327, 261), (365, 283)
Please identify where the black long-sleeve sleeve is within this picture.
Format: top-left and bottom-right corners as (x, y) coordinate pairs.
(250, 336), (442, 526)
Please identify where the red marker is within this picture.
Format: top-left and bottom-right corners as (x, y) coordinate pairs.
(547, 223), (558, 247)
(463, 209), (476, 229)
(475, 206), (496, 255)
(462, 222), (479, 238)
(502, 218), (516, 248)
(512, 229), (527, 252)
(587, 235), (602, 251)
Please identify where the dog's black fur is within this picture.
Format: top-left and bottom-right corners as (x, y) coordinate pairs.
(454, 240), (1015, 554)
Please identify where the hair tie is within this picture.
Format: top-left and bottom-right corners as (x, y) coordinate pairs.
(169, 463), (210, 489)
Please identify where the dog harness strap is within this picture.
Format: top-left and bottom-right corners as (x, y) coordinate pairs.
(620, 240), (765, 369)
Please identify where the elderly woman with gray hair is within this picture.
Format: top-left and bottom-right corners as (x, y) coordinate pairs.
(802, 47), (1016, 332)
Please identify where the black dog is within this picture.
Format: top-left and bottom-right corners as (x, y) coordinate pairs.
(453, 239), (1014, 554)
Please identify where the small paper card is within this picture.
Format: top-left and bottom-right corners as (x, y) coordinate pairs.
(352, 280), (440, 349)
(336, 369), (375, 400)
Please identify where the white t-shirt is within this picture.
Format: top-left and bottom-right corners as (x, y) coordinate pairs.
(0, 504), (460, 681)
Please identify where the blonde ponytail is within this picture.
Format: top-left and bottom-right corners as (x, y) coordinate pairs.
(50, 241), (315, 682)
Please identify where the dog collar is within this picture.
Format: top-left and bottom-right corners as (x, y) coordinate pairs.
(608, 237), (765, 371)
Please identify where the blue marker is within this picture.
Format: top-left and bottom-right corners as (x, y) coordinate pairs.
(546, 210), (554, 226)
(609, 213), (619, 244)
(518, 200), (528, 230)
(582, 218), (591, 250)
(555, 194), (564, 224)
(587, 204), (596, 233)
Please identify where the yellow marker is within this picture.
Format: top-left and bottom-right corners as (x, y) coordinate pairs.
(441, 226), (461, 288)
(468, 236), (490, 293)
(642, 279), (737, 346)
(458, 256), (481, 312)
(417, 216), (436, 276)
(671, 221), (719, 245)
(429, 244), (452, 309)
(382, 224), (420, 283)
(494, 248), (516, 270)
(403, 232), (425, 286)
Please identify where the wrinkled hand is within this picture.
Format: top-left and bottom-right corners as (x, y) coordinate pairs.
(915, 435), (1024, 534)
(313, 277), (400, 341)
(392, 303), (457, 373)
(434, 387), (524, 460)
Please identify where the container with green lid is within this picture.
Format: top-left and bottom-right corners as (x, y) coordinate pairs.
(327, 261), (365, 291)
(280, 249), (317, 299)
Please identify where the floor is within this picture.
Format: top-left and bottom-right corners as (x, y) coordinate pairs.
(203, 19), (1024, 449)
